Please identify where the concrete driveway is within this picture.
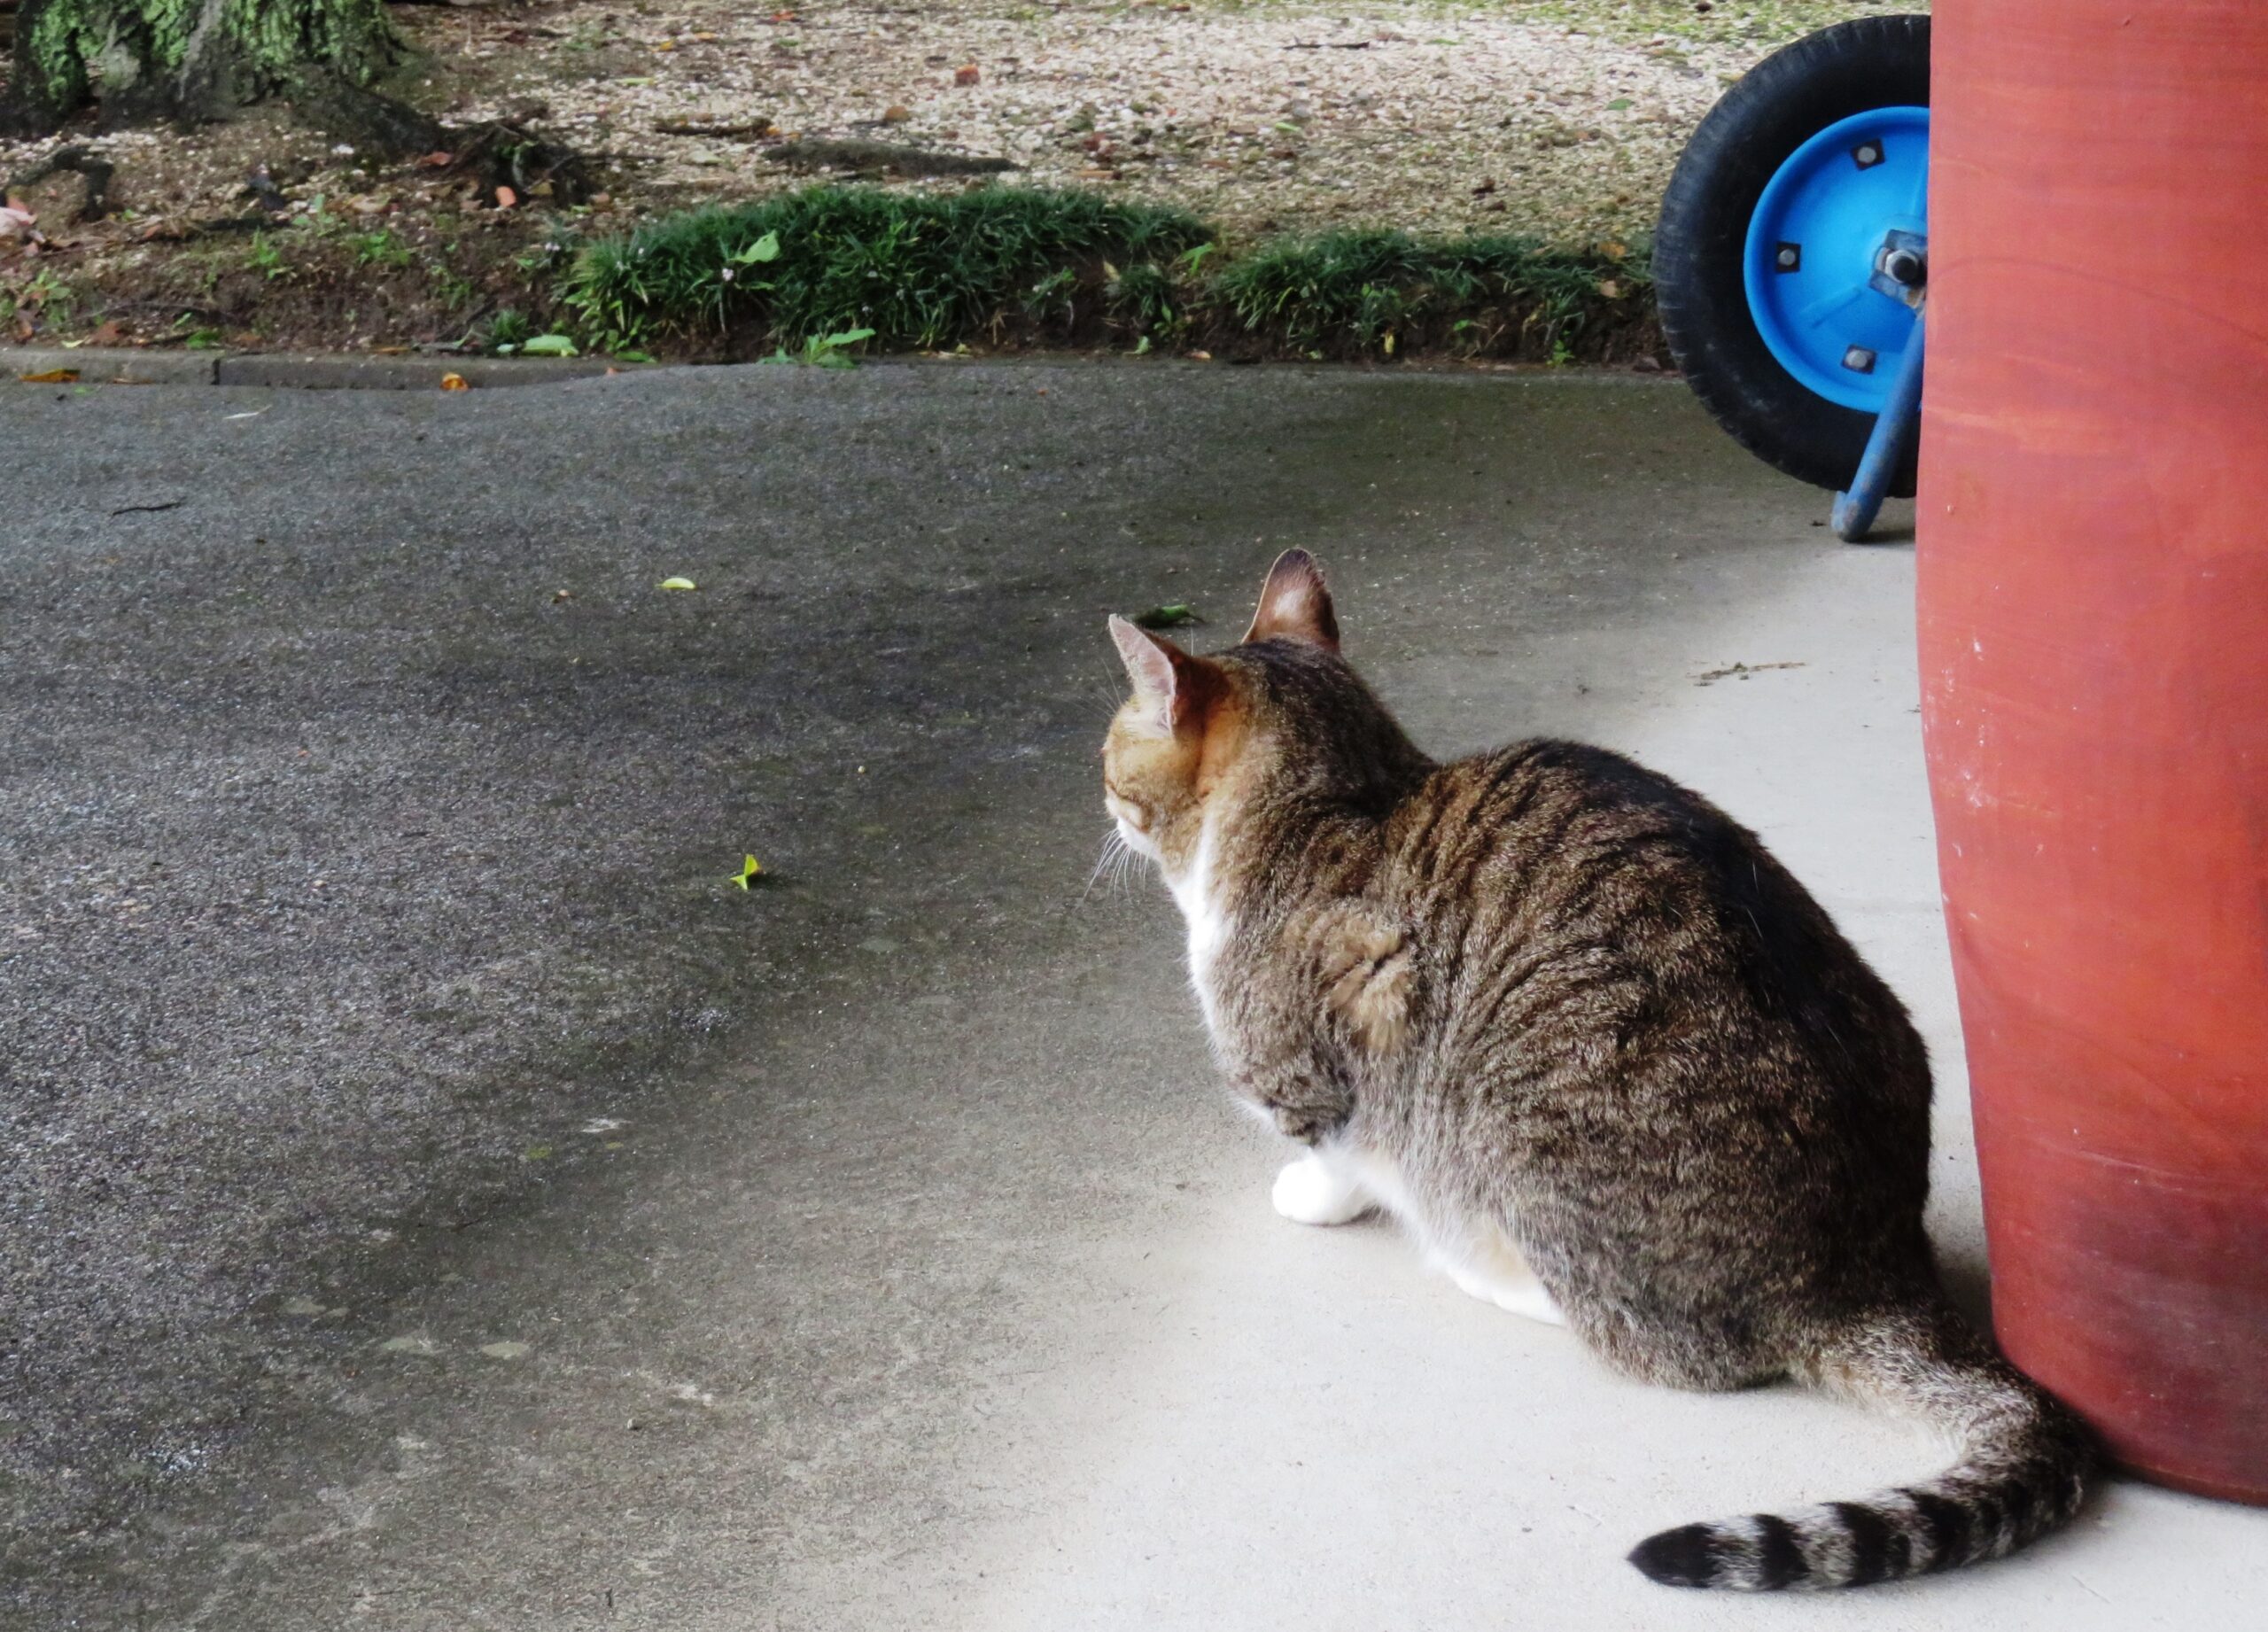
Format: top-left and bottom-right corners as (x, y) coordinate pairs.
(2, 364), (2259, 1629)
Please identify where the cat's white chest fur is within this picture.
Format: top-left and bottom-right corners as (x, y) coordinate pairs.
(1166, 816), (1229, 1034)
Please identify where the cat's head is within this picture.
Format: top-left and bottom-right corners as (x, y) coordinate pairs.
(1102, 549), (1371, 875)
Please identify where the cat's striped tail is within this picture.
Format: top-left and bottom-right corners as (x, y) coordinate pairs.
(1627, 1302), (2097, 1590)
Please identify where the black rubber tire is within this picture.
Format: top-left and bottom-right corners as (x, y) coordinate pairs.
(1653, 15), (1930, 495)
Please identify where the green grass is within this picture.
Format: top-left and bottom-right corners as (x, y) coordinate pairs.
(557, 186), (1656, 365)
(1212, 228), (1644, 360)
(560, 185), (1214, 354)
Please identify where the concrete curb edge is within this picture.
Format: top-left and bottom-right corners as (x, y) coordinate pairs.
(5, 348), (629, 391)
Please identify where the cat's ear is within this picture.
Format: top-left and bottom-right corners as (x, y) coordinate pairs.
(1243, 548), (1340, 651)
(1109, 615), (1205, 734)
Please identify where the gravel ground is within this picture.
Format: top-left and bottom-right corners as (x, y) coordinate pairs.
(425, 0), (1754, 245)
(2, 2), (1914, 250)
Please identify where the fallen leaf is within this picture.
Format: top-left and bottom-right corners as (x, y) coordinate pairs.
(659, 576), (699, 591)
(731, 854), (764, 890)
(494, 185), (517, 210)
(479, 1341), (532, 1360)
(521, 334), (580, 357)
(882, 105), (912, 124)
(1132, 603), (1205, 630)
(954, 63), (981, 86)
(439, 372), (470, 391)
(1185, 349), (1212, 361)
(416, 151), (455, 169)
(1693, 660), (1807, 687)
(19, 369), (78, 384)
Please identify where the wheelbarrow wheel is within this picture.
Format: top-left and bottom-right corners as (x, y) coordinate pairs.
(1654, 15), (1930, 494)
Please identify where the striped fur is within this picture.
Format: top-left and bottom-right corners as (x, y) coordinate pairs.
(1628, 1306), (2095, 1589)
(1103, 551), (2097, 1591)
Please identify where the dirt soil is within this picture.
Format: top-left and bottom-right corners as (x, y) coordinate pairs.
(0, 1), (1911, 355)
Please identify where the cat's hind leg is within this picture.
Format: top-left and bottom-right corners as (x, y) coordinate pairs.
(1271, 1144), (1376, 1226)
(1441, 1226), (1565, 1326)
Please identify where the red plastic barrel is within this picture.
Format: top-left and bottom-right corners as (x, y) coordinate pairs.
(1922, 3), (2268, 1502)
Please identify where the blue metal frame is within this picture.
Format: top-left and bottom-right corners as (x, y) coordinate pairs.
(1831, 307), (1925, 542)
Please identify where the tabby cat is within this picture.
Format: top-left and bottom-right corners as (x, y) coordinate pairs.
(1100, 549), (2093, 1590)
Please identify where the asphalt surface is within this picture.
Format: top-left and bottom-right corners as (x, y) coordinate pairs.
(2, 363), (2260, 1630)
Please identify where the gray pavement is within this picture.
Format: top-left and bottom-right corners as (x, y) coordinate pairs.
(2, 364), (2260, 1630)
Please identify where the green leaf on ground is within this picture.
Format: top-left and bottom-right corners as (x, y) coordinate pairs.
(522, 334), (580, 357)
(734, 231), (781, 265)
(658, 576), (698, 591)
(1132, 603), (1204, 630)
(731, 854), (765, 890)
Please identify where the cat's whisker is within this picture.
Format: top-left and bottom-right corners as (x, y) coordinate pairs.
(1076, 827), (1130, 910)
(1109, 837), (1142, 898)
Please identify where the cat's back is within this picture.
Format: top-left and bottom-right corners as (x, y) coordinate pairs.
(1379, 737), (1895, 1032)
(1384, 737), (1738, 912)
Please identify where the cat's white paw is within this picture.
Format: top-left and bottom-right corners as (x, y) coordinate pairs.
(1271, 1152), (1373, 1226)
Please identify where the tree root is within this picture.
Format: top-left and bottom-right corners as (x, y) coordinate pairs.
(288, 73), (590, 206)
(4, 144), (114, 221)
(767, 138), (1019, 178)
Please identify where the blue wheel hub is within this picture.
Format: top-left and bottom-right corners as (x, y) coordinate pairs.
(1743, 105), (1930, 412)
